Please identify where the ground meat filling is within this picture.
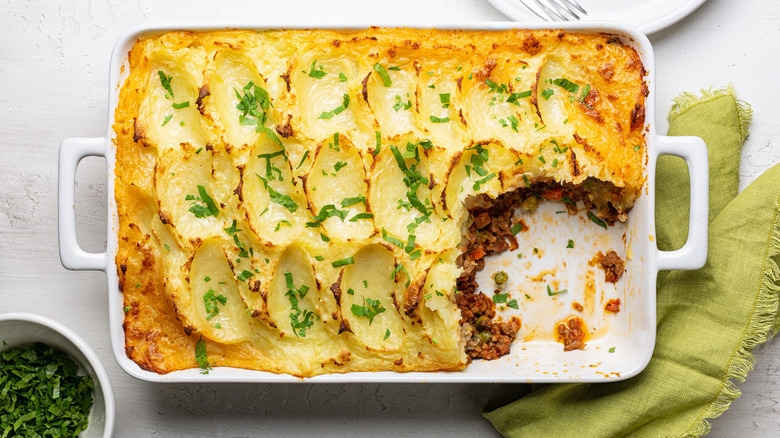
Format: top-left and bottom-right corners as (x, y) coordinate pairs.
(600, 250), (625, 283)
(557, 316), (586, 351)
(455, 180), (626, 360)
(605, 298), (622, 313)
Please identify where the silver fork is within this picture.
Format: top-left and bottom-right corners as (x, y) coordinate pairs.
(519, 0), (588, 21)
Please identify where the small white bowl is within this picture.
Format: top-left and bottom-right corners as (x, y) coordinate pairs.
(0, 313), (115, 437)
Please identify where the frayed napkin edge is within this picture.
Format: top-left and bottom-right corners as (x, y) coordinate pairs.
(668, 84), (753, 143)
(682, 194), (780, 438)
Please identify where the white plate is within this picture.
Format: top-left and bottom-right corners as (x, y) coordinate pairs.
(487, 0), (708, 34)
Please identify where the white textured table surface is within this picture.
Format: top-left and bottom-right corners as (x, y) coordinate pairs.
(1, 0), (778, 436)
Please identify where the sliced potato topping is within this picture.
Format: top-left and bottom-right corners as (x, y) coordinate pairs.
(115, 28), (647, 377)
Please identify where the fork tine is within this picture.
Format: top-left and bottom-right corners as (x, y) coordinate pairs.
(546, 0), (582, 20)
(517, 0), (553, 21)
(561, 0), (588, 15)
(531, 0), (568, 21)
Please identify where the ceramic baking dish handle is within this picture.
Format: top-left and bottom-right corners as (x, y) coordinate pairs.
(58, 137), (108, 271)
(654, 135), (709, 271)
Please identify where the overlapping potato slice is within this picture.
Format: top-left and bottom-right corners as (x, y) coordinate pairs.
(369, 140), (455, 251)
(365, 60), (421, 138)
(416, 252), (462, 351)
(339, 244), (404, 351)
(155, 148), (224, 246)
(189, 238), (253, 343)
(241, 141), (305, 246)
(415, 62), (468, 151)
(293, 54), (358, 142)
(141, 52), (210, 154)
(305, 133), (373, 241)
(209, 50), (277, 151)
(265, 244), (324, 339)
(459, 56), (542, 153)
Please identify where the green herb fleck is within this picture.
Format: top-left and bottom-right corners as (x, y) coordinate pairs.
(319, 93), (350, 119)
(332, 257), (355, 268)
(351, 296), (386, 325)
(373, 62), (392, 87)
(546, 285), (568, 296)
(588, 211), (608, 229)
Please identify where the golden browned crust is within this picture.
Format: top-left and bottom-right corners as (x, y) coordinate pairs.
(114, 28), (647, 376)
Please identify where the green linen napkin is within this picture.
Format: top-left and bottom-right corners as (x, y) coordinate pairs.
(484, 86), (780, 437)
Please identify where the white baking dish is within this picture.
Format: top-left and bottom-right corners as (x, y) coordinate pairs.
(58, 22), (708, 383)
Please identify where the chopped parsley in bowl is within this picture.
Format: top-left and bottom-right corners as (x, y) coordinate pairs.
(0, 313), (115, 437)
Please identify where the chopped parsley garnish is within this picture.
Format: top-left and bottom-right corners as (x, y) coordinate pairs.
(235, 81), (283, 147)
(388, 66), (401, 71)
(332, 257), (355, 268)
(237, 270), (254, 282)
(373, 62), (392, 87)
(124, 306), (132, 312)
(319, 93), (350, 119)
(609, 347), (616, 353)
(374, 131), (382, 156)
(538, 156), (546, 164)
(339, 72), (347, 82)
(384, 329), (391, 340)
(158, 70), (174, 98)
(204, 276), (211, 282)
(164, 244), (171, 252)
(186, 185), (219, 218)
(506, 90), (532, 105)
(314, 255), (325, 261)
(274, 220), (292, 231)
(284, 272), (318, 338)
(172, 101), (190, 109)
(393, 95), (413, 111)
(349, 212), (374, 222)
(382, 228), (405, 249)
(203, 289), (227, 320)
(566, 239), (574, 248)
(439, 93), (450, 108)
(507, 299), (519, 309)
(307, 204), (348, 228)
(552, 78), (580, 94)
(333, 160), (348, 174)
(341, 196), (366, 207)
(492, 293), (508, 304)
(351, 296), (386, 325)
(0, 343), (95, 436)
(429, 115), (449, 123)
(304, 60), (327, 79)
(547, 285), (568, 296)
(256, 149), (286, 181)
(485, 79), (509, 94)
(257, 175), (298, 212)
(541, 88), (554, 100)
(634, 145), (641, 152)
(296, 150), (309, 169)
(195, 336), (213, 373)
(588, 211), (608, 229)
(391, 262), (411, 287)
(320, 233), (331, 242)
(473, 173), (496, 191)
(523, 174), (531, 187)
(507, 114), (519, 132)
(347, 288), (355, 295)
(161, 114), (173, 126)
(389, 143), (431, 216)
